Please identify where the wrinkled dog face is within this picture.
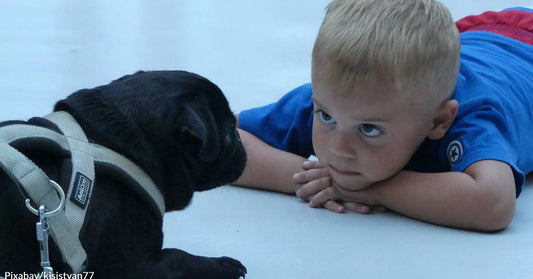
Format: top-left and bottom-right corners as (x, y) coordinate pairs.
(168, 73), (247, 191)
(115, 71), (247, 191)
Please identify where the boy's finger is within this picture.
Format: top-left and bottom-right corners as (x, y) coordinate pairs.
(302, 160), (324, 170)
(292, 168), (329, 184)
(296, 176), (331, 200)
(323, 200), (345, 213)
(308, 187), (339, 207)
(343, 202), (371, 214)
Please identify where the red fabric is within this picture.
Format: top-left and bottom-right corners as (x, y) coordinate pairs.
(456, 10), (533, 45)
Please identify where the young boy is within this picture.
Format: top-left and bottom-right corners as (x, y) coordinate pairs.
(233, 0), (533, 231)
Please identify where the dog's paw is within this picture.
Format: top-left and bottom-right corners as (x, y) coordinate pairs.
(208, 256), (247, 279)
(156, 249), (246, 279)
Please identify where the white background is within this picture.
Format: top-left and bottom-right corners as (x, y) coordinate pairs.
(1, 1), (532, 278)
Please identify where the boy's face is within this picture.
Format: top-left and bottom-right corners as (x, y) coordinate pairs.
(311, 77), (432, 191)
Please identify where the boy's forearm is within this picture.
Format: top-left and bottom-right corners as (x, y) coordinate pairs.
(371, 161), (516, 231)
(233, 128), (306, 194)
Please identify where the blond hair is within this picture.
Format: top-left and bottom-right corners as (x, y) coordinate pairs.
(312, 0), (460, 106)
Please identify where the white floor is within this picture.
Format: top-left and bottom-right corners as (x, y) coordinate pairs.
(1, 0), (532, 278)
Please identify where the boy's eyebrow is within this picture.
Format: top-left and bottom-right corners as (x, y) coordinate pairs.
(311, 97), (324, 107)
(359, 117), (390, 123)
(312, 96), (390, 123)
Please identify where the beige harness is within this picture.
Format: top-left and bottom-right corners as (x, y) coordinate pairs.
(0, 111), (165, 274)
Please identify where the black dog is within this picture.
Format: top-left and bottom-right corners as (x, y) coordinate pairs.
(0, 71), (247, 278)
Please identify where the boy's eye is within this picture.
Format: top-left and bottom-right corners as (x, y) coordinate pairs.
(318, 111), (336, 124)
(360, 124), (381, 137)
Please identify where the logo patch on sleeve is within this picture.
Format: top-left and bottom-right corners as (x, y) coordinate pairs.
(447, 140), (463, 166)
(70, 172), (93, 208)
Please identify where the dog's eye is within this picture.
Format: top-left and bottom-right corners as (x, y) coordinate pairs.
(224, 134), (232, 146)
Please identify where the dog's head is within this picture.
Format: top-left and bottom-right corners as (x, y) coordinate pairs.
(54, 71), (246, 210)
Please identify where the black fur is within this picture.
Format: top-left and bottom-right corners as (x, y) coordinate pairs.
(0, 71), (247, 278)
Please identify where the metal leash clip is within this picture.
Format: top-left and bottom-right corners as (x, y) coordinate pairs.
(25, 180), (66, 276)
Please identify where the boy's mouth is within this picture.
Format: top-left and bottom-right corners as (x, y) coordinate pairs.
(328, 164), (360, 176)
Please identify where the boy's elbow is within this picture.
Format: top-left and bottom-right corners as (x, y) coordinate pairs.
(476, 184), (516, 232)
(480, 198), (515, 231)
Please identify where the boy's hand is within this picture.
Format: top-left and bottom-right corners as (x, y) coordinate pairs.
(293, 160), (384, 214)
(292, 160), (329, 197)
(308, 182), (387, 214)
(292, 160), (345, 213)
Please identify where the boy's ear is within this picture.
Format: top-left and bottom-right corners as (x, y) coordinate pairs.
(427, 100), (459, 140)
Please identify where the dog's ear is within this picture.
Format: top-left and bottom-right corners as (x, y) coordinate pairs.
(177, 106), (220, 162)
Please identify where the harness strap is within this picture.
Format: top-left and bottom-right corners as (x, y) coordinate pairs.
(44, 112), (165, 216)
(0, 142), (87, 273)
(45, 112), (96, 238)
(0, 121), (166, 215)
(44, 112), (96, 273)
(89, 143), (166, 216)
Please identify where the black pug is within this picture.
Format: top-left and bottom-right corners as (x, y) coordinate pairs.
(0, 71), (247, 278)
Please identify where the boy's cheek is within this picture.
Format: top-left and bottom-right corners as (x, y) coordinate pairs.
(311, 130), (328, 161)
(311, 120), (325, 147)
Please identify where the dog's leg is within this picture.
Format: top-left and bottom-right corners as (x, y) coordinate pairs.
(85, 247), (246, 279)
(138, 248), (246, 279)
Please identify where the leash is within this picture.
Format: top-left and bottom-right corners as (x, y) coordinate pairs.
(0, 111), (165, 273)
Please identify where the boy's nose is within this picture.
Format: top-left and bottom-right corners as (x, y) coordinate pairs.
(328, 130), (357, 159)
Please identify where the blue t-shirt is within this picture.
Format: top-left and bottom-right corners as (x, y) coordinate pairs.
(239, 31), (533, 197)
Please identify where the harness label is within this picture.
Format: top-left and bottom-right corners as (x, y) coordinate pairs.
(70, 172), (93, 208)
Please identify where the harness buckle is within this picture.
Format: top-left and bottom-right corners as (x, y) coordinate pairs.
(36, 205), (53, 275)
(25, 180), (66, 275)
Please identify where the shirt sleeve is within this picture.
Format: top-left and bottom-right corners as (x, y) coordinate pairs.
(442, 104), (526, 197)
(238, 84), (315, 158)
